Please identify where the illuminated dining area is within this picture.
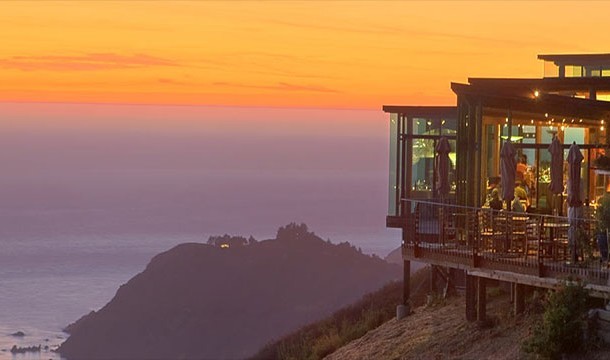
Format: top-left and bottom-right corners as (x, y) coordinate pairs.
(385, 55), (610, 312)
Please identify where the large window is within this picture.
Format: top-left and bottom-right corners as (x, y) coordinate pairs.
(388, 113), (399, 216)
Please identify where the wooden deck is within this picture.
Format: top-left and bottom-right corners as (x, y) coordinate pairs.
(401, 199), (610, 298)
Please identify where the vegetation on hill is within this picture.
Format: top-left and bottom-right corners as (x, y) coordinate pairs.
(523, 281), (594, 359)
(252, 266), (431, 360)
(58, 223), (400, 360)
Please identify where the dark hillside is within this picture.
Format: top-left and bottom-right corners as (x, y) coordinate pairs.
(58, 223), (400, 360)
(252, 266), (430, 360)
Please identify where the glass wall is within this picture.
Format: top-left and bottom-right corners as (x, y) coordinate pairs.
(388, 113), (399, 216)
(411, 118), (456, 200)
(543, 60), (559, 78)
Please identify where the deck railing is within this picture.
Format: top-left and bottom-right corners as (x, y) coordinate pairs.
(402, 199), (608, 285)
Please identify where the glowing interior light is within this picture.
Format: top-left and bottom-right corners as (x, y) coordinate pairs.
(561, 125), (565, 131)
(545, 113), (549, 118)
(534, 90), (539, 97)
(602, 126), (606, 131)
(531, 119), (534, 124)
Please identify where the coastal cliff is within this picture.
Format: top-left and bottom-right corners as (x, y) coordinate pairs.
(58, 224), (400, 359)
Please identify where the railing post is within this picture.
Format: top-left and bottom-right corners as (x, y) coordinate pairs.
(538, 216), (544, 277)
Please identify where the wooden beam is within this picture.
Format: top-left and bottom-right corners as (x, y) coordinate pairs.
(465, 275), (476, 321)
(403, 260), (411, 306)
(514, 283), (525, 315)
(477, 277), (487, 322)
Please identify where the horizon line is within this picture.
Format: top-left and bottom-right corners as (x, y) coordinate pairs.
(0, 99), (400, 113)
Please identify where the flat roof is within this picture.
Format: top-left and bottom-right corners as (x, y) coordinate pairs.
(538, 53), (610, 66)
(381, 105), (456, 118)
(451, 82), (610, 122)
(467, 77), (610, 93)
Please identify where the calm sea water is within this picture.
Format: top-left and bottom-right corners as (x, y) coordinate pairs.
(0, 104), (398, 358)
(0, 230), (397, 359)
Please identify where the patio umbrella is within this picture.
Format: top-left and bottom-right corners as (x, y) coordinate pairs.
(435, 137), (451, 199)
(567, 141), (584, 207)
(567, 142), (584, 262)
(548, 135), (564, 195)
(500, 140), (517, 203)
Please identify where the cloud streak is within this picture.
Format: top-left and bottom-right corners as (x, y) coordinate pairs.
(213, 82), (339, 93)
(0, 53), (178, 71)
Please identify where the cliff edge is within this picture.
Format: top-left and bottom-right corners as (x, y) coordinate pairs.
(58, 224), (400, 360)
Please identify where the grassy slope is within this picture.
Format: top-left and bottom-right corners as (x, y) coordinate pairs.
(251, 267), (431, 360)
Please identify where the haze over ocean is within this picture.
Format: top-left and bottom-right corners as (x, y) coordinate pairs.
(0, 103), (399, 357)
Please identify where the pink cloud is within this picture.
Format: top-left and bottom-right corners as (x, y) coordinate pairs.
(0, 53), (178, 71)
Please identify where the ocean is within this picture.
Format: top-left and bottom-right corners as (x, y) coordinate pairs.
(0, 103), (399, 358)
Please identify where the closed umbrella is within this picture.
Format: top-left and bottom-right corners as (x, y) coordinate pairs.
(435, 137), (451, 199)
(500, 140), (517, 203)
(567, 142), (584, 262)
(548, 135), (564, 195)
(567, 142), (584, 207)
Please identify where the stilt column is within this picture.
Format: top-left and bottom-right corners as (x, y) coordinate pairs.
(465, 275), (476, 321)
(477, 277), (487, 322)
(514, 283), (525, 315)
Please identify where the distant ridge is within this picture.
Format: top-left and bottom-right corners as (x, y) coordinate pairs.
(58, 223), (400, 360)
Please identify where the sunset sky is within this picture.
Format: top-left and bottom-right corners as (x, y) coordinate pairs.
(2, 1), (610, 110)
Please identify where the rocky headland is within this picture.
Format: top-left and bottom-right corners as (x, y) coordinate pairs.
(58, 223), (400, 359)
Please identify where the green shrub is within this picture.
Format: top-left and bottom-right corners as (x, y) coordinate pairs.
(523, 281), (590, 359)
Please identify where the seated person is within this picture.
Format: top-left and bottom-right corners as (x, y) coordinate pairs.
(485, 176), (502, 204)
(514, 181), (529, 207)
(512, 196), (525, 212)
(489, 188), (503, 211)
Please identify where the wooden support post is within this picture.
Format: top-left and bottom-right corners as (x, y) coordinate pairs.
(430, 265), (437, 295)
(477, 277), (487, 322)
(465, 275), (476, 322)
(403, 260), (411, 306)
(514, 283), (525, 315)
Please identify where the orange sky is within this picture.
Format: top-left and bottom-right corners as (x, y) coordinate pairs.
(2, 1), (610, 110)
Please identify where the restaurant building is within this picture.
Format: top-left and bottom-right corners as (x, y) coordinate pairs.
(385, 53), (610, 320)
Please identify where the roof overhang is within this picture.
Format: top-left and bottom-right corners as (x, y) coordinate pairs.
(467, 77), (610, 93)
(538, 53), (610, 66)
(381, 105), (456, 118)
(451, 82), (610, 122)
